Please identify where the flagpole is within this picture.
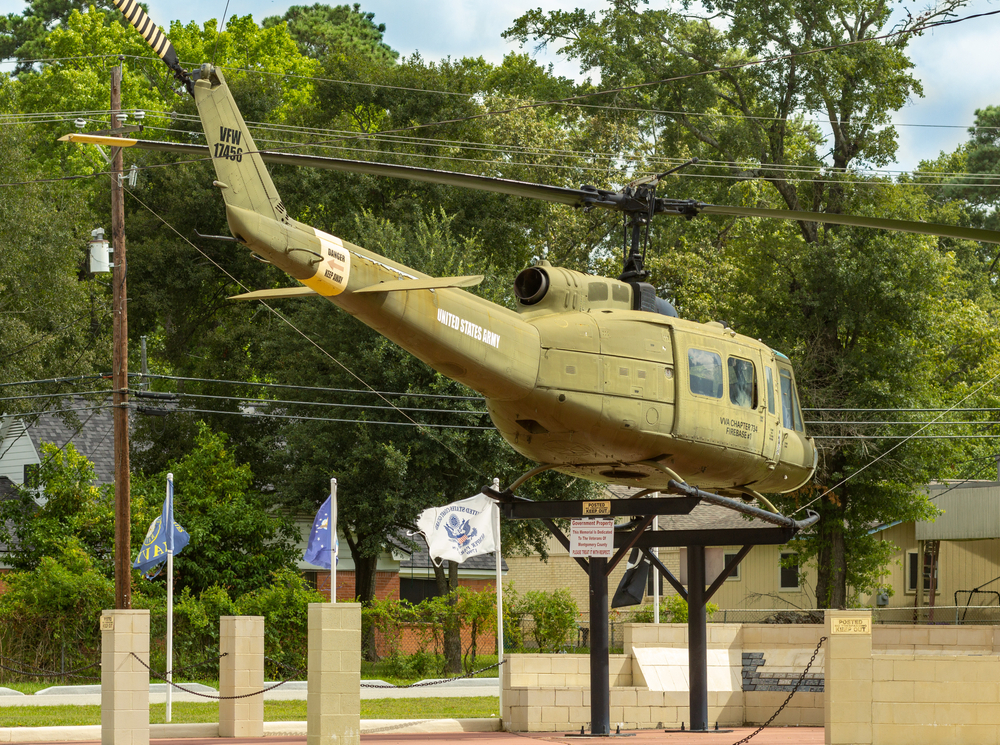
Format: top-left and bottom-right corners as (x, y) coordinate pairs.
(166, 473), (174, 723)
(492, 478), (503, 721)
(653, 514), (659, 624)
(330, 478), (337, 604)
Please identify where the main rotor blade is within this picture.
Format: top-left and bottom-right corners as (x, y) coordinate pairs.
(110, 0), (193, 95)
(82, 136), (594, 207)
(64, 133), (1000, 245)
(699, 204), (1000, 246)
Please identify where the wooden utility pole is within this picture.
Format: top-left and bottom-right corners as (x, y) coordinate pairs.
(111, 62), (131, 609)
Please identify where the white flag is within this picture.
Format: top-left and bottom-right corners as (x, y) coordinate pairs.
(416, 494), (498, 565)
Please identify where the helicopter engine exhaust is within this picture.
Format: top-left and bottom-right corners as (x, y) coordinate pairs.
(514, 266), (549, 305)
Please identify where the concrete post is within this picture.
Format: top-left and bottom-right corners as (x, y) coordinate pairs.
(824, 609), (873, 745)
(100, 609), (150, 745)
(307, 602), (361, 745)
(219, 616), (264, 737)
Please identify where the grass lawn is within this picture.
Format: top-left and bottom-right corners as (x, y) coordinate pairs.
(0, 697), (500, 728)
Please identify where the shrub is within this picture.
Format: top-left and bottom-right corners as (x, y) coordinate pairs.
(523, 588), (578, 651)
(631, 595), (718, 623)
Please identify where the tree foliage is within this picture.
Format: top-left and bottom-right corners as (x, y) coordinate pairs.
(5, 0), (1000, 613)
(263, 3), (397, 63)
(131, 423), (302, 598)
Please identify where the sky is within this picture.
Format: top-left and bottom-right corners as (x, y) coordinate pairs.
(1, 0), (997, 172)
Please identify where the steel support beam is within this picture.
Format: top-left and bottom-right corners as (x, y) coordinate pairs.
(687, 545), (708, 732)
(589, 557), (610, 736)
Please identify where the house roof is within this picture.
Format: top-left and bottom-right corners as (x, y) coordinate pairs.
(24, 399), (115, 485)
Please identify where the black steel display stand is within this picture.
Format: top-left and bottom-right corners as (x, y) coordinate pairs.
(486, 482), (818, 737)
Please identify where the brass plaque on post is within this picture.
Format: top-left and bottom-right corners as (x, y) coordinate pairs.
(583, 500), (611, 516)
(101, 615), (115, 631)
(831, 617), (871, 635)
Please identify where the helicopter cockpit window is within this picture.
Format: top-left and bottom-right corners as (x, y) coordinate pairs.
(728, 357), (756, 408)
(779, 369), (804, 432)
(689, 349), (723, 398)
(765, 366), (776, 414)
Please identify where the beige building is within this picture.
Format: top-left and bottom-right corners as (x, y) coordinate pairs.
(503, 498), (819, 628)
(866, 480), (1000, 622)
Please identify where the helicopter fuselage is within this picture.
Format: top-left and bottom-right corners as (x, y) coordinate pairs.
(202, 66), (816, 494)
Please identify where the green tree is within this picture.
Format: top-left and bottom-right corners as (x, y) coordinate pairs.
(0, 0), (118, 70)
(0, 545), (113, 683)
(263, 3), (397, 63)
(132, 423), (302, 597)
(0, 443), (154, 576)
(0, 79), (107, 409)
(940, 106), (1000, 235)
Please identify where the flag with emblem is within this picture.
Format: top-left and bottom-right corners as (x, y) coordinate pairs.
(133, 474), (189, 578)
(304, 494), (338, 569)
(416, 493), (498, 565)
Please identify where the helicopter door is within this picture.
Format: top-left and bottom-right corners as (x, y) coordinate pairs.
(673, 333), (765, 458)
(776, 365), (810, 472)
(762, 363), (781, 469)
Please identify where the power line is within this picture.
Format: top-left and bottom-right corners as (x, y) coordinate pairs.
(169, 406), (493, 430)
(141, 373), (483, 401)
(162, 390), (489, 417)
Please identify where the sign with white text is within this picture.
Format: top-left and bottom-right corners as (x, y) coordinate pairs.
(570, 519), (615, 557)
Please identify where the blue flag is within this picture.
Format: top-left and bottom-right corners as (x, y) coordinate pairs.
(133, 475), (189, 578)
(304, 495), (338, 569)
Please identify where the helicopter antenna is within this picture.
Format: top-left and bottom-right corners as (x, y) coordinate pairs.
(618, 158), (699, 283)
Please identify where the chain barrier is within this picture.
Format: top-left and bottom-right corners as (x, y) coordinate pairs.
(0, 654), (101, 681)
(358, 658), (504, 689)
(163, 652), (229, 678)
(128, 652), (295, 700)
(729, 636), (826, 745)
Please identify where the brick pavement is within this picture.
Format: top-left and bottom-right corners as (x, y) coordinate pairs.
(25, 727), (823, 745)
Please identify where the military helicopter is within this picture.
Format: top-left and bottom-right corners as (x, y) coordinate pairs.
(63, 0), (1000, 507)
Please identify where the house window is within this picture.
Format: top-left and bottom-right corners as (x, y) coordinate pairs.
(400, 578), (442, 604)
(302, 571), (318, 589)
(779, 552), (799, 590)
(724, 551), (741, 581)
(647, 566), (662, 596)
(906, 550), (938, 593)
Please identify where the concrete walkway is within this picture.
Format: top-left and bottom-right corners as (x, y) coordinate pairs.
(0, 680), (500, 707)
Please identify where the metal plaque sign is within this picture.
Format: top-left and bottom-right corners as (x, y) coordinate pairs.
(570, 519), (615, 557)
(100, 615), (115, 631)
(582, 500), (612, 516)
(831, 617), (871, 635)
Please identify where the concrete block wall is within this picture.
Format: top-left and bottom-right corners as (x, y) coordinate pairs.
(503, 653), (632, 689)
(503, 686), (748, 731)
(506, 618), (1000, 735)
(307, 603), (361, 745)
(219, 616), (264, 737)
(872, 624), (1000, 653)
(506, 623), (827, 731)
(871, 652), (1000, 744)
(100, 609), (150, 745)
